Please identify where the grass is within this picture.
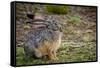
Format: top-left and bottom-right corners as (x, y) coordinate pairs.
(45, 5), (69, 14)
(16, 41), (96, 65)
(68, 16), (81, 25)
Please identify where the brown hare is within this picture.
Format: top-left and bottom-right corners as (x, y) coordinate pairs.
(24, 14), (63, 61)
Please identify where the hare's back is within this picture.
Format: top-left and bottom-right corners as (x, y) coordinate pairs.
(25, 29), (53, 48)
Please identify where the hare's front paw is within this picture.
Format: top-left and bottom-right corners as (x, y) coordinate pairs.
(48, 51), (59, 62)
(54, 56), (59, 61)
(50, 56), (59, 63)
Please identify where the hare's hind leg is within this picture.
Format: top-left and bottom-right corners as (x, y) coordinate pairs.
(34, 49), (43, 58)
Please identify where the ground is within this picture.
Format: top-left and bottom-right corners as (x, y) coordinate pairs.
(16, 41), (96, 65)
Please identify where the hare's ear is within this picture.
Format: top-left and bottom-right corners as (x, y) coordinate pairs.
(32, 24), (47, 29)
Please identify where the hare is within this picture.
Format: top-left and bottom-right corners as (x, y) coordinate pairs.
(24, 14), (63, 61)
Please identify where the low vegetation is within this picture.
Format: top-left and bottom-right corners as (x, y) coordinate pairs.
(68, 16), (81, 25)
(45, 5), (69, 14)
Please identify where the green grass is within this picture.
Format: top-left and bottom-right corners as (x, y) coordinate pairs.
(68, 16), (81, 25)
(45, 5), (69, 14)
(16, 41), (96, 65)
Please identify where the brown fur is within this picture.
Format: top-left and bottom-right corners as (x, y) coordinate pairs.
(34, 31), (62, 61)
